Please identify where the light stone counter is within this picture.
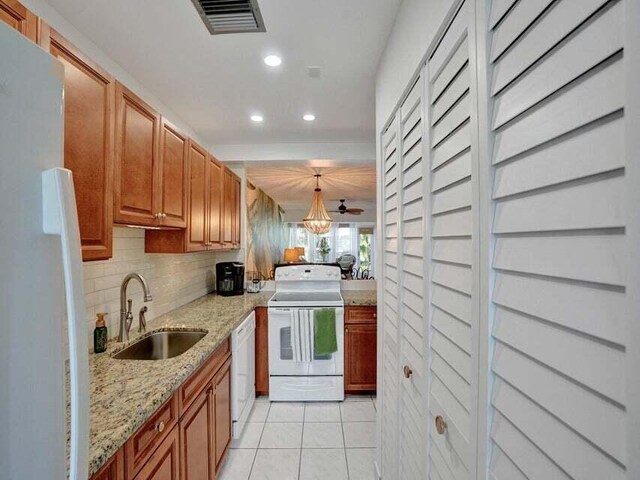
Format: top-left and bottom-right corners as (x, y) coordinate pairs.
(83, 288), (376, 476)
(84, 292), (270, 476)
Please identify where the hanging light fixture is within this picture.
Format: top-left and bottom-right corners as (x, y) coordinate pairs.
(303, 174), (333, 234)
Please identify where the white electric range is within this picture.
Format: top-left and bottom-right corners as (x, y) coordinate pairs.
(268, 265), (345, 401)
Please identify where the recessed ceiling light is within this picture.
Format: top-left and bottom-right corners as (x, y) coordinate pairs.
(264, 55), (282, 67)
(303, 114), (316, 122)
(250, 114), (264, 122)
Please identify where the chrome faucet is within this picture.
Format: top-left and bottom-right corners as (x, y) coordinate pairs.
(118, 273), (152, 342)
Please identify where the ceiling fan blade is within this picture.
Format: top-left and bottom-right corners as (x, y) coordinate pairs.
(345, 208), (364, 214)
(345, 210), (362, 215)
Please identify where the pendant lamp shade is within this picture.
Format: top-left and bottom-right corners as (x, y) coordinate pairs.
(303, 175), (333, 234)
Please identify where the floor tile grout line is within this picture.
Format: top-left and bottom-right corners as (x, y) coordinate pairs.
(247, 402), (270, 479)
(340, 403), (351, 480)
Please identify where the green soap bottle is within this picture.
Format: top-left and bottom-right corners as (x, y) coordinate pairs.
(93, 313), (108, 354)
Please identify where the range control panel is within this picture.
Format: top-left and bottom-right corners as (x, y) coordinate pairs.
(274, 265), (341, 282)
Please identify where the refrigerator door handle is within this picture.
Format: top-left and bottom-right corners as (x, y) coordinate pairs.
(43, 168), (89, 480)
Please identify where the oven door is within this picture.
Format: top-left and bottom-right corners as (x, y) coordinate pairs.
(268, 307), (344, 376)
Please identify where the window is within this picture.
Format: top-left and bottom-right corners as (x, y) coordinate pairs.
(285, 223), (375, 277)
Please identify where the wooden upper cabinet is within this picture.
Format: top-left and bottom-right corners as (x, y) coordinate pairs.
(186, 140), (208, 252)
(222, 168), (234, 246)
(114, 82), (161, 227)
(0, 0), (37, 41)
(49, 29), (114, 261)
(232, 174), (241, 247)
(179, 386), (215, 480)
(158, 119), (188, 228)
(207, 157), (223, 249)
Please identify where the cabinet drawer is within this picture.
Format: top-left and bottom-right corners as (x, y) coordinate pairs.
(178, 338), (230, 414)
(125, 394), (178, 479)
(345, 306), (377, 324)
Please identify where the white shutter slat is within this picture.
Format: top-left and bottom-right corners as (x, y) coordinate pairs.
(432, 125), (471, 169)
(432, 262), (472, 295)
(491, 412), (572, 480)
(432, 93), (471, 146)
(432, 208), (472, 237)
(432, 308), (472, 354)
(493, 343), (626, 462)
(493, 56), (623, 164)
(493, 271), (625, 345)
(431, 180), (472, 214)
(431, 352), (471, 411)
(432, 150), (471, 192)
(493, 234), (626, 286)
(493, 174), (626, 233)
(490, 0), (555, 62)
(431, 39), (469, 102)
(431, 329), (471, 383)
(489, 445), (528, 480)
(432, 63), (470, 123)
(493, 115), (624, 198)
(489, 0), (518, 29)
(490, 0), (610, 93)
(492, 1), (623, 129)
(492, 379), (626, 480)
(493, 307), (625, 405)
(429, 2), (468, 82)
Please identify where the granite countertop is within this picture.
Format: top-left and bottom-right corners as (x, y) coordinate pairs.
(341, 290), (377, 306)
(84, 288), (376, 476)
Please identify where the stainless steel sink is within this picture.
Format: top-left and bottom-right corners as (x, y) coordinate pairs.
(112, 330), (207, 360)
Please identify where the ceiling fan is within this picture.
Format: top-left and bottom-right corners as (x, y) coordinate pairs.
(329, 200), (364, 216)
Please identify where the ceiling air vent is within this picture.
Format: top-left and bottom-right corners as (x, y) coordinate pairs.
(191, 0), (266, 35)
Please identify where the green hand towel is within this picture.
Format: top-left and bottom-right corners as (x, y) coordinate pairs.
(314, 308), (338, 356)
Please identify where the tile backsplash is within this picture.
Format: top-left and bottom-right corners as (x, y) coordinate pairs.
(83, 227), (243, 343)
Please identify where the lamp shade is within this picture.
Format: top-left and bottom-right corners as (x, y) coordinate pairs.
(283, 248), (300, 263)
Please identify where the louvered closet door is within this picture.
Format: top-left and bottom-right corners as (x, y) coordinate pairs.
(425, 1), (477, 479)
(380, 115), (400, 480)
(398, 78), (428, 480)
(483, 0), (630, 478)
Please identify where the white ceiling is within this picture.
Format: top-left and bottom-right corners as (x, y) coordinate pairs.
(246, 166), (376, 211)
(44, 0), (401, 146)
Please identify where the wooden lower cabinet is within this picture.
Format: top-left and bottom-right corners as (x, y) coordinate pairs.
(254, 307), (269, 395)
(179, 386), (215, 480)
(92, 448), (124, 480)
(344, 306), (377, 393)
(214, 359), (232, 471)
(133, 428), (180, 480)
(91, 338), (233, 480)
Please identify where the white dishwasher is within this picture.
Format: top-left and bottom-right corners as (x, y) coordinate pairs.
(231, 311), (256, 438)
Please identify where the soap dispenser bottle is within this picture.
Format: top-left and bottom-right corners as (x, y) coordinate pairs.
(93, 313), (108, 353)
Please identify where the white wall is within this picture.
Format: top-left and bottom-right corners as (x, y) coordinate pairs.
(21, 0), (207, 146)
(375, 0), (458, 135)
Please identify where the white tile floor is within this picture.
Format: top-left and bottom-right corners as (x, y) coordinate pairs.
(219, 395), (377, 480)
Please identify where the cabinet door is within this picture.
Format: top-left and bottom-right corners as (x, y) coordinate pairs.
(179, 386), (214, 480)
(221, 168), (233, 246)
(344, 324), (377, 392)
(114, 82), (160, 226)
(255, 307), (269, 395)
(49, 30), (114, 261)
(158, 119), (188, 228)
(232, 174), (241, 248)
(214, 359), (232, 471)
(0, 0), (37, 41)
(186, 140), (208, 252)
(207, 157), (223, 249)
(90, 448), (124, 480)
(133, 427), (179, 480)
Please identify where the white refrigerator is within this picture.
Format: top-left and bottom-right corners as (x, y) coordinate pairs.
(0, 23), (90, 480)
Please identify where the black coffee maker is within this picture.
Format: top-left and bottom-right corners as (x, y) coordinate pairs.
(216, 262), (245, 296)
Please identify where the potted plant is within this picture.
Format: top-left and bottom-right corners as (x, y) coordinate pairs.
(317, 237), (331, 263)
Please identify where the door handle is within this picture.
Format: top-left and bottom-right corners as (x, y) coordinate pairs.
(435, 415), (447, 435)
(403, 365), (413, 379)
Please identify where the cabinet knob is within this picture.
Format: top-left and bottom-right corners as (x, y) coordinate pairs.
(154, 213), (160, 219)
(345, 328), (349, 333)
(154, 421), (165, 433)
(435, 415), (447, 435)
(403, 365), (413, 379)
(161, 213), (167, 219)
